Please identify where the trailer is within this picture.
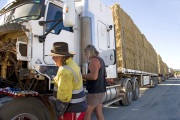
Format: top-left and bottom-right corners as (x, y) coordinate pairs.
(0, 0), (167, 119)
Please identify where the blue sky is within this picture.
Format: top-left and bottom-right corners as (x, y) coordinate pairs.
(0, 0), (12, 12)
(102, 0), (180, 69)
(0, 0), (180, 69)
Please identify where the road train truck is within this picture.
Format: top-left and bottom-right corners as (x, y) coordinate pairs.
(0, 0), (163, 119)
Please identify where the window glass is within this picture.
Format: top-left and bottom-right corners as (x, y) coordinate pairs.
(0, 3), (43, 25)
(45, 3), (73, 34)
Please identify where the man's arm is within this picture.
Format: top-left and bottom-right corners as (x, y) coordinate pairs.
(82, 58), (100, 80)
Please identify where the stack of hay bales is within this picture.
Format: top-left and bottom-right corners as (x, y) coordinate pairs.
(112, 4), (135, 70)
(162, 62), (165, 76)
(164, 62), (169, 76)
(141, 34), (157, 73)
(142, 34), (149, 72)
(133, 24), (142, 71)
(149, 46), (157, 73)
(166, 65), (169, 75)
(112, 4), (158, 74)
(157, 54), (165, 75)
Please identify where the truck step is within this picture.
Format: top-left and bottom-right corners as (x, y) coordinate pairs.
(103, 97), (122, 107)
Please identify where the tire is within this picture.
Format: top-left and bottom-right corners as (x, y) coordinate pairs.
(132, 80), (139, 100)
(158, 76), (162, 84)
(150, 79), (155, 88)
(154, 77), (158, 87)
(120, 81), (133, 106)
(150, 77), (158, 88)
(150, 77), (156, 88)
(0, 97), (51, 120)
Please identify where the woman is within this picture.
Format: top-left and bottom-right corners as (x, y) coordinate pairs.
(48, 42), (87, 120)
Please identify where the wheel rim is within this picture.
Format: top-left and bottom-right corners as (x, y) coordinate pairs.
(12, 113), (38, 120)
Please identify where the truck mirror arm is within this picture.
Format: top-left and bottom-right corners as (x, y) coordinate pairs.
(38, 18), (62, 43)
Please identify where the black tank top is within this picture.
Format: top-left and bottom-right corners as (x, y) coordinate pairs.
(86, 57), (106, 93)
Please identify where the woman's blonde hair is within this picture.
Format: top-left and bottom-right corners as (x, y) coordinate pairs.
(61, 55), (73, 65)
(84, 45), (99, 57)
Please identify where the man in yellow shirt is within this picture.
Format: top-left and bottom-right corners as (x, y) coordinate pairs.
(48, 42), (87, 120)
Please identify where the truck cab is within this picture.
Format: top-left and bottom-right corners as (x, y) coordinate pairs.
(0, 0), (118, 93)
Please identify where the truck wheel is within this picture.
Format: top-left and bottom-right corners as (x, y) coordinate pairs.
(154, 77), (158, 87)
(158, 77), (162, 84)
(120, 81), (133, 106)
(132, 80), (139, 100)
(150, 77), (158, 88)
(150, 78), (155, 88)
(0, 97), (51, 120)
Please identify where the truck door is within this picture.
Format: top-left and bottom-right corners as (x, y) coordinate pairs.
(43, 1), (74, 64)
(97, 21), (108, 50)
(97, 21), (115, 65)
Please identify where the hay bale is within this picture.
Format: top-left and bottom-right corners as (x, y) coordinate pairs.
(112, 3), (159, 74)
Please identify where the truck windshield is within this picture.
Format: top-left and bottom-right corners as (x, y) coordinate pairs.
(0, 0), (44, 25)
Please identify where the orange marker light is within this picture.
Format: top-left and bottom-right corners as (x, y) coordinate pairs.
(66, 7), (69, 12)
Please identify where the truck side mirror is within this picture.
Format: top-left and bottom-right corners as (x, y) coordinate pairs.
(63, 0), (75, 27)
